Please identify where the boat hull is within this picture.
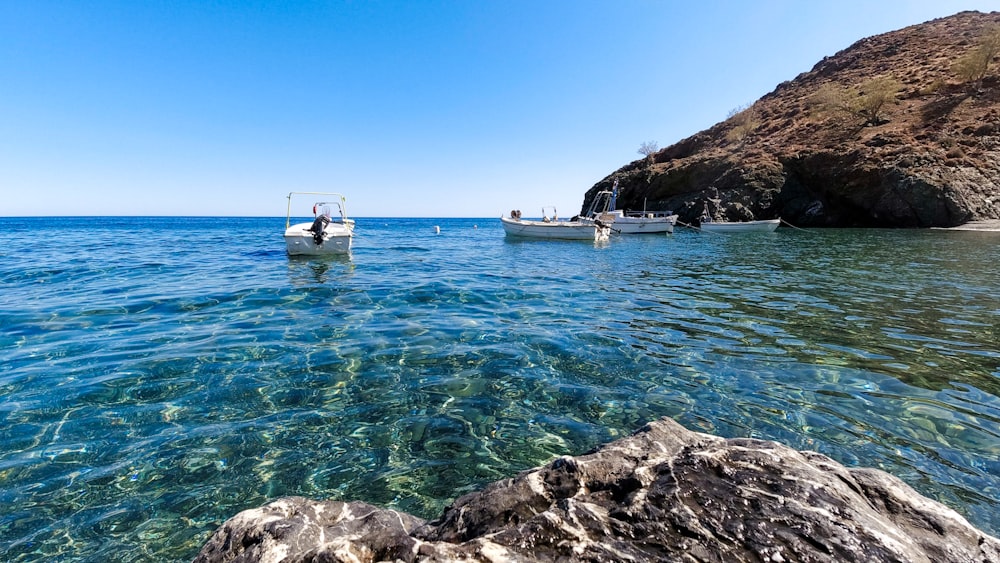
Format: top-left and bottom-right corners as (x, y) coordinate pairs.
(699, 219), (780, 233)
(500, 216), (609, 241)
(284, 222), (353, 255)
(598, 212), (677, 234)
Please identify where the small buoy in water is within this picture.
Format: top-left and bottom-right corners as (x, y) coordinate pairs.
(473, 224), (478, 229)
(433, 225), (441, 234)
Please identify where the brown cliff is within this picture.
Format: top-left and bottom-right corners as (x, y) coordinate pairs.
(587, 11), (1000, 228)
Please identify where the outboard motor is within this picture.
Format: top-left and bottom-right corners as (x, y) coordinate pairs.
(308, 215), (330, 245)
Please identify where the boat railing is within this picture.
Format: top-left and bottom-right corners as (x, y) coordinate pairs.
(286, 191), (349, 229)
(625, 210), (675, 218)
(584, 191), (613, 218)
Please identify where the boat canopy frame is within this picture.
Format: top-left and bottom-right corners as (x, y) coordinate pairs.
(286, 192), (349, 229)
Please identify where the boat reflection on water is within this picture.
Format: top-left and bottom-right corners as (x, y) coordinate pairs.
(286, 253), (354, 286)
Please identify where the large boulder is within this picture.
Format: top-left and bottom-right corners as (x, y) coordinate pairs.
(194, 417), (1000, 562)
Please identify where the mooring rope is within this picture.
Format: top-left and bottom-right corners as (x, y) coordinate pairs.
(779, 218), (810, 232)
(677, 220), (705, 232)
(677, 220), (722, 234)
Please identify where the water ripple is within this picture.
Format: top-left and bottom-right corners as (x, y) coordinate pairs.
(0, 218), (998, 561)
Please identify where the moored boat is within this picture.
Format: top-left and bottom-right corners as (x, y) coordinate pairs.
(698, 218), (780, 233)
(501, 207), (610, 241)
(586, 181), (677, 234)
(284, 192), (355, 256)
(594, 209), (678, 234)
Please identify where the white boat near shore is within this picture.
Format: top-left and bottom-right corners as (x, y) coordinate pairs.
(586, 183), (677, 234)
(699, 218), (780, 233)
(501, 207), (610, 241)
(932, 220), (1000, 232)
(284, 192), (355, 256)
(595, 209), (678, 234)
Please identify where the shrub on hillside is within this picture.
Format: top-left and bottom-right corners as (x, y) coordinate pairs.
(810, 77), (900, 126)
(725, 104), (761, 143)
(953, 25), (1000, 84)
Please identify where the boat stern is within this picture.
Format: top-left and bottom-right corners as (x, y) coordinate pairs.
(284, 223), (353, 255)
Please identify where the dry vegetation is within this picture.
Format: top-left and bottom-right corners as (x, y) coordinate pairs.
(724, 104), (761, 143)
(953, 24), (1000, 83)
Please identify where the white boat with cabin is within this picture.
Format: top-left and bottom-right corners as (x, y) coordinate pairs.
(284, 192), (355, 256)
(500, 207), (611, 241)
(586, 181), (678, 234)
(698, 218), (780, 233)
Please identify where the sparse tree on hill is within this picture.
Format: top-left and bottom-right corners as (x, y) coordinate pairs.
(637, 141), (658, 166)
(811, 83), (853, 117)
(637, 141), (659, 183)
(954, 25), (1000, 84)
(811, 78), (899, 126)
(855, 77), (900, 126)
(725, 104), (760, 143)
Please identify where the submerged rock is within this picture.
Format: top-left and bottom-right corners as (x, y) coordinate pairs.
(194, 418), (1000, 562)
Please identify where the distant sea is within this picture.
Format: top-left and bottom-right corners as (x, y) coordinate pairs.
(1, 216), (998, 561)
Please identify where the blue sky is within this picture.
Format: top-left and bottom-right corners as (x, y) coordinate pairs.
(2, 1), (998, 217)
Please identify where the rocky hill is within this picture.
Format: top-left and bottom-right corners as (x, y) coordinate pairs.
(587, 11), (1000, 228)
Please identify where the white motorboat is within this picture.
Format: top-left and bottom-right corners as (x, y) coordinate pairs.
(501, 207), (610, 241)
(594, 209), (678, 234)
(698, 218), (780, 233)
(586, 182), (677, 234)
(284, 192), (355, 256)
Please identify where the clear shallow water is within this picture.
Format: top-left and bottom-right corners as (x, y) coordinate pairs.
(1, 216), (998, 561)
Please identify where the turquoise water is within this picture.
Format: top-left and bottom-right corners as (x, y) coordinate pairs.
(1, 217), (998, 561)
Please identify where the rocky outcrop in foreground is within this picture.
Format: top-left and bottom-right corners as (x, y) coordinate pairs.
(194, 418), (1000, 562)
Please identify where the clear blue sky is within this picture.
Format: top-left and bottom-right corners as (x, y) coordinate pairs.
(2, 1), (997, 217)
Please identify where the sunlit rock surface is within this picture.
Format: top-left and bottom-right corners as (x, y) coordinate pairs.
(194, 418), (1000, 562)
